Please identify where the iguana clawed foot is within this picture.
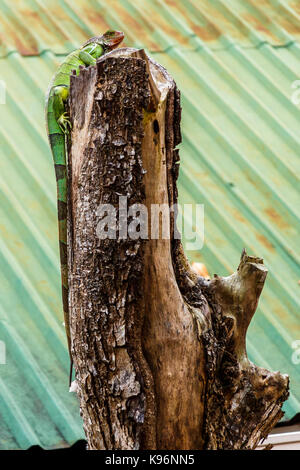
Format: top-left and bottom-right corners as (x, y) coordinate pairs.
(58, 112), (72, 134)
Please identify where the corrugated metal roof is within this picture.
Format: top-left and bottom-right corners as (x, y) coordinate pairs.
(0, 49), (85, 449)
(1, 0), (300, 57)
(0, 0), (299, 449)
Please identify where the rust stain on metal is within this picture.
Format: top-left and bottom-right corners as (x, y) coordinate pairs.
(264, 207), (290, 229)
(231, 208), (248, 224)
(81, 7), (111, 32)
(275, 5), (300, 35)
(22, 6), (73, 46)
(191, 24), (221, 42)
(106, 0), (191, 49)
(242, 13), (277, 40)
(247, 0), (300, 36)
(164, 0), (222, 42)
(150, 15), (190, 46)
(1, 0), (300, 56)
(255, 233), (275, 251)
(108, 2), (160, 51)
(290, 0), (300, 16)
(0, 11), (39, 55)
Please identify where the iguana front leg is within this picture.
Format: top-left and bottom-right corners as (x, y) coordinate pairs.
(54, 52), (96, 132)
(52, 85), (71, 133)
(79, 50), (97, 66)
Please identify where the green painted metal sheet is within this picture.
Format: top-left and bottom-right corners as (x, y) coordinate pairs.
(0, 51), (85, 449)
(0, 0), (299, 450)
(1, 0), (300, 57)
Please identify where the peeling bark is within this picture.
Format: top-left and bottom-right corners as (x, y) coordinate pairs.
(67, 48), (289, 450)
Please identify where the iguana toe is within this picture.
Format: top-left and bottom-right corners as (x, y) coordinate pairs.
(58, 112), (72, 134)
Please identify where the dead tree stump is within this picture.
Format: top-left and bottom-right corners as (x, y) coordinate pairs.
(67, 48), (289, 450)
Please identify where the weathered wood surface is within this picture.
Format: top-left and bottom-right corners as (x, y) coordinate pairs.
(67, 48), (289, 450)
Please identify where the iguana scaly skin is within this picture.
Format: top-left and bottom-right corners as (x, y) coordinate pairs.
(46, 31), (124, 385)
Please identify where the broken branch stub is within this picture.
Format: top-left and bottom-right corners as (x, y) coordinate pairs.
(67, 48), (289, 450)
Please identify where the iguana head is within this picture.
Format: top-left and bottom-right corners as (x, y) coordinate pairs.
(100, 30), (125, 50)
(81, 30), (124, 58)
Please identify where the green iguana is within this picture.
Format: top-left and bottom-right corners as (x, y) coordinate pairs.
(45, 30), (124, 386)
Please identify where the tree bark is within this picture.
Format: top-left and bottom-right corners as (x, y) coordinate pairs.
(67, 48), (289, 450)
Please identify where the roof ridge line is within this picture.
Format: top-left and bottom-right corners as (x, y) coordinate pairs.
(0, 40), (298, 60)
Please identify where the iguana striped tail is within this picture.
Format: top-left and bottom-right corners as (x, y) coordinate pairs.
(47, 92), (72, 382)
